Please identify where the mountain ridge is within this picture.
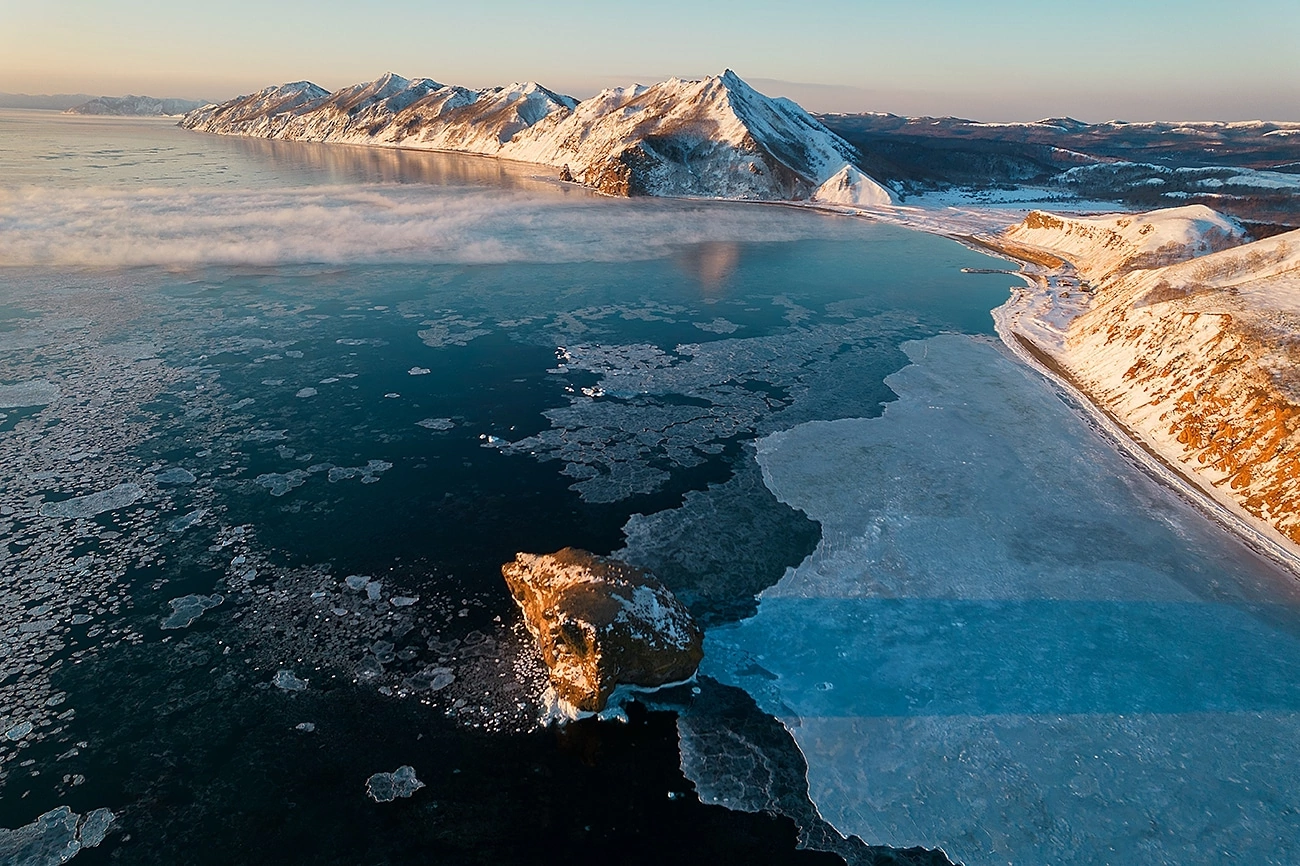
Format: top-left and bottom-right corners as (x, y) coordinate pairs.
(181, 71), (892, 202)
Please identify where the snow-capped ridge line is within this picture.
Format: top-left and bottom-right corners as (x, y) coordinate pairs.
(180, 71), (889, 201)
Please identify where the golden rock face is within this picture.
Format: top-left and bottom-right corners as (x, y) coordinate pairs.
(501, 548), (704, 713)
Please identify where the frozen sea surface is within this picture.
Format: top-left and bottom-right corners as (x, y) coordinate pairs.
(703, 335), (1300, 865)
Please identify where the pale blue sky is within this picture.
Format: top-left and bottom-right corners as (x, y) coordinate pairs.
(1, 0), (1296, 120)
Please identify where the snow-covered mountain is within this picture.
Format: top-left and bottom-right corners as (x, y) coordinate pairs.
(992, 205), (1300, 550)
(180, 71), (889, 201)
(65, 95), (205, 116)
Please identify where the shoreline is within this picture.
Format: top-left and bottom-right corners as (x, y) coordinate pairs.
(991, 284), (1300, 577)
(176, 122), (1300, 576)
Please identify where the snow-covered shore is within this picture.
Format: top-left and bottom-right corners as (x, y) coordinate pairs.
(981, 205), (1300, 570)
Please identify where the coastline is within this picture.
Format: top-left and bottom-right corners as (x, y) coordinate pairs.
(179, 122), (1300, 576)
(991, 278), (1300, 577)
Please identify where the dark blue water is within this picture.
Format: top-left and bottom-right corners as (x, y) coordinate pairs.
(0, 111), (1017, 864)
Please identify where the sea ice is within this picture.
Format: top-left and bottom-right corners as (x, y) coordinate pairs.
(417, 315), (490, 348)
(408, 367), (430, 375)
(404, 667), (455, 692)
(0, 805), (114, 865)
(273, 670), (308, 691)
(5, 721), (33, 741)
(326, 460), (392, 484)
(701, 335), (1300, 865)
(504, 321), (904, 502)
(255, 470), (308, 496)
(416, 417), (455, 431)
(0, 807), (79, 866)
(39, 483), (144, 519)
(365, 766), (425, 802)
(0, 379), (60, 408)
(154, 467), (196, 485)
(167, 509), (206, 532)
(161, 594), (223, 629)
(76, 810), (113, 849)
(295, 387), (317, 398)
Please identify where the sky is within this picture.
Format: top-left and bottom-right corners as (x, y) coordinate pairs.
(1, 0), (1297, 121)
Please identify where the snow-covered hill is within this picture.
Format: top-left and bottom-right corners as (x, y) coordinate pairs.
(65, 95), (205, 116)
(991, 205), (1300, 551)
(180, 71), (887, 201)
(1001, 205), (1245, 281)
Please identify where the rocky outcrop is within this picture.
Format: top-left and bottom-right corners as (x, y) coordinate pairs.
(501, 548), (703, 713)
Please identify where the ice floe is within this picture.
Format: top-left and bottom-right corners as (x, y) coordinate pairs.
(0, 806), (115, 865)
(701, 335), (1300, 865)
(39, 483), (144, 520)
(161, 594), (224, 630)
(272, 669), (308, 691)
(504, 319), (908, 502)
(365, 765), (425, 802)
(0, 379), (60, 408)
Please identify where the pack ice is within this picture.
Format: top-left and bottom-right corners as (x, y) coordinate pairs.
(702, 335), (1300, 865)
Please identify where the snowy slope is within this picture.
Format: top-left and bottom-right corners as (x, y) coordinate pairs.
(993, 205), (1300, 550)
(180, 81), (331, 135)
(502, 70), (863, 198)
(180, 71), (888, 201)
(1001, 205), (1245, 283)
(810, 164), (894, 207)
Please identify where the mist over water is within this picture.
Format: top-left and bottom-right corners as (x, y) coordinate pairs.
(0, 108), (863, 268)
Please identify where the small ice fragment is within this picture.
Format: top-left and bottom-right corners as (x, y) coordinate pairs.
(78, 808), (114, 848)
(365, 766), (424, 803)
(295, 722), (316, 733)
(356, 656), (384, 680)
(345, 575), (369, 591)
(296, 387), (317, 398)
(273, 670), (308, 692)
(384, 393), (400, 398)
(365, 581), (382, 601)
(40, 483), (144, 519)
(155, 467), (196, 485)
(331, 607), (348, 616)
(408, 367), (430, 376)
(168, 508), (206, 532)
(161, 594), (223, 629)
(416, 418), (455, 431)
(319, 377), (339, 384)
(391, 596), (418, 607)
(5, 721), (33, 741)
